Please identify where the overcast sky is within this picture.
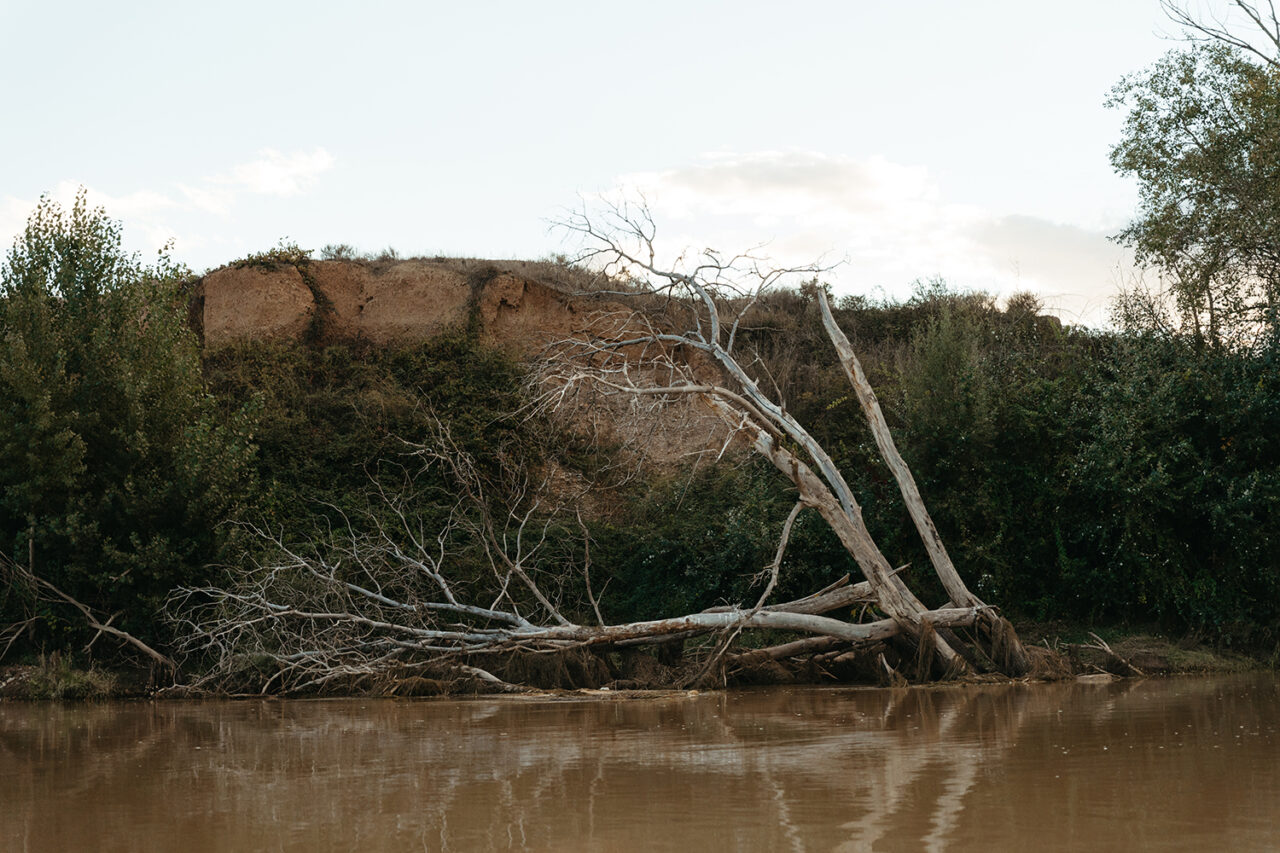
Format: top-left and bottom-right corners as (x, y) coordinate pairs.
(1, 1), (1186, 325)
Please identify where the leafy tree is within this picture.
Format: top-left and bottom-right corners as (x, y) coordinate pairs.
(1063, 332), (1280, 642)
(1108, 43), (1280, 345)
(0, 190), (256, 651)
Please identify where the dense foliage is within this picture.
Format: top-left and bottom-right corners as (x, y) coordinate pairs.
(0, 193), (256, 648)
(1065, 331), (1280, 639)
(203, 333), (532, 533)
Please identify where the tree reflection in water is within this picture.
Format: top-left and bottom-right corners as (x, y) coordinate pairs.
(1, 675), (1278, 851)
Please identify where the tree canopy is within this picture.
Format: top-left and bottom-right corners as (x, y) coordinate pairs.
(1109, 41), (1280, 346)
(0, 191), (256, 650)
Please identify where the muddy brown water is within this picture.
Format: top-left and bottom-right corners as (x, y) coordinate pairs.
(1, 674), (1277, 852)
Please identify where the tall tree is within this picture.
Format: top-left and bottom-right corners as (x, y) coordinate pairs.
(1109, 37), (1280, 344)
(0, 191), (256, 654)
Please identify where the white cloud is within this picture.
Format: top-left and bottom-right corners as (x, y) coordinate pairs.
(0, 196), (34, 253)
(225, 148), (335, 196)
(175, 183), (232, 217)
(969, 215), (1133, 325)
(180, 147), (336, 215)
(0, 181), (181, 255)
(615, 151), (1133, 326)
(1, 148), (335, 260)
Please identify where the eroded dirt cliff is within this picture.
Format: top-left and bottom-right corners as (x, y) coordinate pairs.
(192, 256), (728, 465)
(193, 258), (594, 351)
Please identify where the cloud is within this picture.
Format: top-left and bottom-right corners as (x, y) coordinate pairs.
(180, 147), (336, 215)
(175, 184), (231, 217)
(615, 151), (1133, 326)
(1, 147), (335, 260)
(969, 215), (1132, 325)
(0, 196), (34, 252)
(225, 147), (335, 196)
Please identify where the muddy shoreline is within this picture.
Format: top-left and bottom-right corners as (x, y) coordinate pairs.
(1, 626), (1265, 701)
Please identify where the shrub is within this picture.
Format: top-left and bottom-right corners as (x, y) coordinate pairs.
(0, 191), (257, 651)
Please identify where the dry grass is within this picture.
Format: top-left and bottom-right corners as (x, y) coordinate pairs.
(0, 655), (120, 700)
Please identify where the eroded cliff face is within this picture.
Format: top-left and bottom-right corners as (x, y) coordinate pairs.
(193, 257), (729, 465)
(194, 258), (589, 352)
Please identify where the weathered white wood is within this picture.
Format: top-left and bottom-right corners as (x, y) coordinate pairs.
(701, 579), (874, 616)
(816, 288), (978, 609)
(816, 289), (1030, 674)
(715, 398), (965, 670)
(522, 605), (982, 646)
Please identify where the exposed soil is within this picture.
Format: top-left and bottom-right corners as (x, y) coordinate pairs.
(195, 258), (597, 351)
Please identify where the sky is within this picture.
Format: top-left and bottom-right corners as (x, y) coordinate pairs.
(0, 1), (1190, 326)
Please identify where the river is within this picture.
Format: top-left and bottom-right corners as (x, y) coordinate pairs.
(2, 673), (1277, 851)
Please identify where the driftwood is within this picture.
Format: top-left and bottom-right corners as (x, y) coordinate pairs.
(816, 288), (1030, 673)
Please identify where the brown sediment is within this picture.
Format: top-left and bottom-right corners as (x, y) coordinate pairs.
(194, 258), (589, 351)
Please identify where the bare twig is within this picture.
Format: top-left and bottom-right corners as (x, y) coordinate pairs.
(1162, 0), (1280, 67)
(1085, 632), (1146, 677)
(2, 554), (177, 672)
(751, 501), (805, 611)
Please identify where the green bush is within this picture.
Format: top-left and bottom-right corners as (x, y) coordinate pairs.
(202, 331), (536, 533)
(593, 461), (822, 621)
(0, 191), (257, 651)
(1064, 333), (1280, 642)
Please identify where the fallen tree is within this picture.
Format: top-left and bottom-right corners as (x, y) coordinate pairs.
(545, 203), (1031, 679)
(170, 206), (1035, 693)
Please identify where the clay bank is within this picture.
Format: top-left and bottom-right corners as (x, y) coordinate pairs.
(191, 256), (603, 351)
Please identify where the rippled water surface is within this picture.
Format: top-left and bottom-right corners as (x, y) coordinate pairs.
(2, 674), (1278, 851)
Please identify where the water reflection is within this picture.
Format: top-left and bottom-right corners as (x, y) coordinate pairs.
(1, 675), (1277, 851)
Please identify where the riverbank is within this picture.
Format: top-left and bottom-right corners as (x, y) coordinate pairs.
(0, 625), (1267, 701)
(0, 654), (158, 700)
(1015, 622), (1264, 678)
(9, 240), (1280, 689)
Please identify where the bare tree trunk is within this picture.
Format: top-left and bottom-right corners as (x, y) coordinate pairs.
(710, 398), (968, 672)
(816, 289), (975, 608)
(815, 290), (1029, 674)
(541, 202), (1037, 676)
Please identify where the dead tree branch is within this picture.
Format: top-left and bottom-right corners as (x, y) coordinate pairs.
(1, 554), (178, 673)
(547, 201), (1030, 676)
(1162, 0), (1280, 67)
(167, 204), (1036, 690)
